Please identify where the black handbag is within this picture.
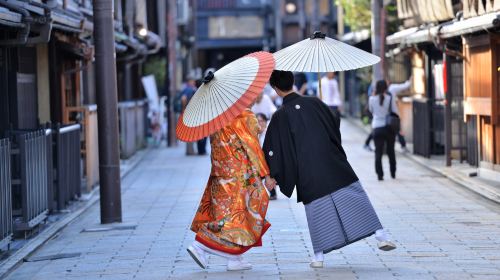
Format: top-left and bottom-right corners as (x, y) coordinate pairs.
(385, 94), (400, 133)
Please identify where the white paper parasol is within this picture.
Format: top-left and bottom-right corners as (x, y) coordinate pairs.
(273, 31), (380, 99)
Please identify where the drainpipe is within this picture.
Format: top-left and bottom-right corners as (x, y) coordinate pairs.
(443, 52), (452, 167)
(0, 1), (32, 45)
(23, 0), (53, 44)
(0, 0), (54, 46)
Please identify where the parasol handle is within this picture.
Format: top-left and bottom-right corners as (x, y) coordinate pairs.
(318, 72), (323, 101)
(311, 31), (326, 39)
(203, 71), (215, 84)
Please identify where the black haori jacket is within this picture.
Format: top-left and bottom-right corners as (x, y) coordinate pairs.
(263, 93), (359, 204)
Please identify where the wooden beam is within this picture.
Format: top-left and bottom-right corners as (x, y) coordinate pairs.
(464, 97), (493, 116)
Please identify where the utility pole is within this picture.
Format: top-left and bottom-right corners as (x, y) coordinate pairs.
(298, 0), (306, 39)
(311, 0), (320, 33)
(274, 0), (282, 50)
(371, 0), (384, 81)
(166, 0), (178, 147)
(337, 3), (346, 112)
(444, 53), (452, 167)
(93, 0), (122, 224)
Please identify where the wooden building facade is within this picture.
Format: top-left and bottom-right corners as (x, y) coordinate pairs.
(0, 0), (164, 250)
(386, 0), (500, 175)
(463, 34), (500, 169)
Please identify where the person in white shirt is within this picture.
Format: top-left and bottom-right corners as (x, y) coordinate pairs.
(364, 78), (411, 152)
(263, 83), (282, 107)
(318, 72), (342, 117)
(368, 80), (398, 181)
(251, 92), (277, 120)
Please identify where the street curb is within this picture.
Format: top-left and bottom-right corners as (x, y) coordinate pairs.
(345, 118), (500, 205)
(0, 148), (151, 279)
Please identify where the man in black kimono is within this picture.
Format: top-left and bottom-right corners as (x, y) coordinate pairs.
(263, 71), (396, 268)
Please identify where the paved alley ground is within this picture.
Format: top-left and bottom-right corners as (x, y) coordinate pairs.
(4, 122), (500, 280)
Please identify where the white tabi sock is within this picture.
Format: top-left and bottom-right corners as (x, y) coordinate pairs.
(375, 229), (391, 242)
(313, 251), (324, 262)
(193, 240), (239, 260)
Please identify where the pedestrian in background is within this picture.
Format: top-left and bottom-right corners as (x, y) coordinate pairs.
(181, 74), (198, 155)
(150, 111), (161, 147)
(195, 78), (207, 155)
(318, 72), (342, 118)
(263, 83), (282, 107)
(364, 78), (411, 152)
(251, 91), (277, 120)
(294, 72), (308, 95)
(369, 80), (398, 181)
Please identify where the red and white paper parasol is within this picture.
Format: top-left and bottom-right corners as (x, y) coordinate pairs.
(176, 51), (275, 142)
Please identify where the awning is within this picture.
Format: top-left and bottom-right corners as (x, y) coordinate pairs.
(387, 12), (500, 46)
(3, 0), (45, 15)
(439, 12), (500, 38)
(0, 6), (25, 28)
(340, 29), (370, 44)
(386, 27), (424, 45)
(52, 9), (84, 32)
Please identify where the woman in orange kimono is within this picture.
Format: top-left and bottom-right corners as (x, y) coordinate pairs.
(187, 109), (274, 271)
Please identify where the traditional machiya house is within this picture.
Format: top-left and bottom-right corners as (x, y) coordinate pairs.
(193, 0), (276, 71)
(114, 0), (162, 159)
(279, 0), (337, 46)
(0, 0), (162, 250)
(0, 0), (91, 246)
(386, 0), (500, 178)
(340, 29), (376, 119)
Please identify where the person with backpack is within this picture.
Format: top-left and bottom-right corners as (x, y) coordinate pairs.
(364, 78), (411, 152)
(368, 80), (399, 181)
(180, 75), (198, 155)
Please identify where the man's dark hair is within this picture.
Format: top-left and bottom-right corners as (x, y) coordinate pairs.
(270, 70), (294, 92)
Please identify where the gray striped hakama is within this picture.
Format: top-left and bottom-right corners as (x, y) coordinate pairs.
(304, 181), (382, 254)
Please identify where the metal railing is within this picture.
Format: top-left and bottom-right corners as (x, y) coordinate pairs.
(0, 138), (13, 249)
(65, 105), (99, 192)
(119, 100), (148, 159)
(9, 129), (50, 231)
(119, 101), (137, 159)
(135, 100), (147, 150)
(53, 124), (82, 210)
(44, 125), (54, 212)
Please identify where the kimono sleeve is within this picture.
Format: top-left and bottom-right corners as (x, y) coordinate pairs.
(236, 112), (270, 178)
(263, 111), (298, 198)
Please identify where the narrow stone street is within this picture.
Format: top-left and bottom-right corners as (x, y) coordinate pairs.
(5, 122), (500, 280)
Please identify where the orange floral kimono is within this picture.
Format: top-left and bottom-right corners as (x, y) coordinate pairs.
(191, 109), (271, 255)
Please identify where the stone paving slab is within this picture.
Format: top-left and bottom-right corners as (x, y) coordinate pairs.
(3, 123), (500, 279)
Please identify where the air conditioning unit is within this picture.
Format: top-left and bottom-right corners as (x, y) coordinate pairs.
(177, 0), (190, 25)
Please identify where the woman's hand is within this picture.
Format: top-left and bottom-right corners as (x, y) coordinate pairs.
(264, 176), (276, 191)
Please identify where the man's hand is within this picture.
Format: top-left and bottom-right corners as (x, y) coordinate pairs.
(264, 176), (277, 191)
